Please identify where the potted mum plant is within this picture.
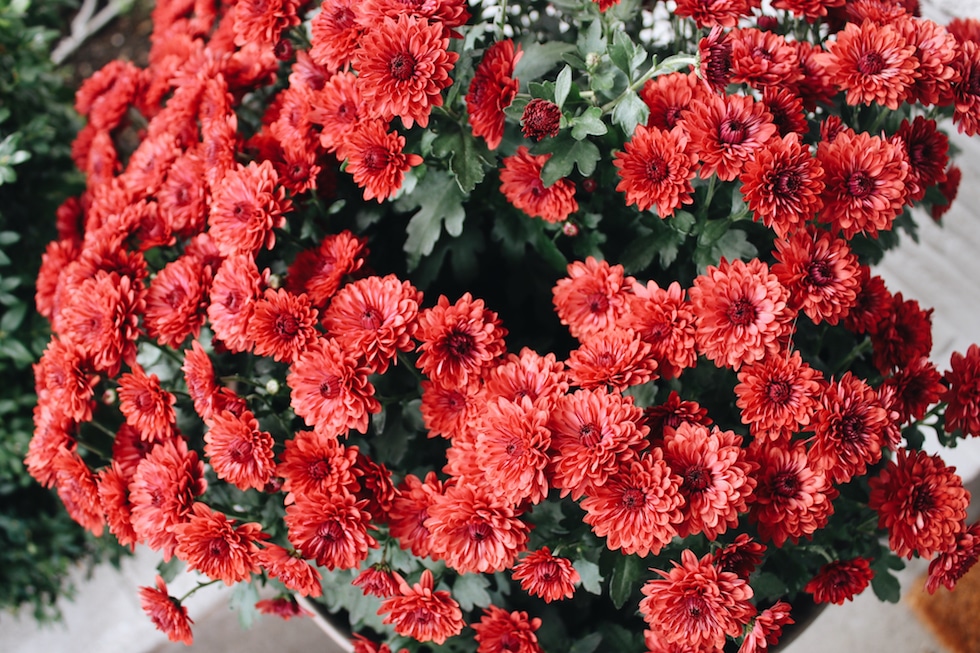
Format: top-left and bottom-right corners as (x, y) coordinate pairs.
(29, 0), (980, 650)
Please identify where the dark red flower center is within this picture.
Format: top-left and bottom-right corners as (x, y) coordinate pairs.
(807, 259), (835, 287)
(683, 466), (712, 493)
(446, 329), (475, 359)
(209, 539), (229, 557)
(579, 423), (601, 447)
(229, 439), (253, 462)
(720, 119), (747, 145)
(775, 170), (802, 194)
(857, 51), (886, 76)
(772, 470), (800, 498)
(727, 297), (757, 326)
(622, 487), (645, 510)
(839, 413), (865, 443)
(319, 375), (340, 399)
(362, 146), (390, 172)
(317, 521), (344, 542)
(388, 51), (417, 82)
(360, 307), (383, 329)
(274, 313), (300, 339)
(665, 106), (684, 129)
(766, 379), (793, 404)
(645, 154), (669, 183)
(911, 486), (934, 514)
(586, 292), (609, 314)
(468, 521), (493, 542)
(308, 459), (332, 481)
(164, 288), (187, 309)
(846, 171), (874, 198)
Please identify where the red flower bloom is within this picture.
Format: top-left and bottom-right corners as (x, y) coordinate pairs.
(844, 265), (893, 335)
(204, 409), (276, 491)
(388, 471), (444, 558)
(420, 378), (485, 439)
(353, 563), (400, 598)
(926, 520), (980, 593)
(804, 557), (875, 605)
(548, 388), (648, 499)
(580, 451), (684, 557)
(379, 569), (464, 645)
(97, 462), (138, 549)
(663, 423), (756, 540)
(471, 605), (543, 653)
(287, 337), (380, 438)
(713, 533), (767, 579)
(321, 274), (422, 374)
(118, 366), (177, 442)
(357, 0), (470, 36)
(891, 117), (949, 203)
(943, 344), (980, 437)
(614, 124), (699, 218)
(285, 490), (377, 570)
(882, 356), (944, 424)
(499, 147), (579, 223)
(735, 351), (823, 438)
(475, 397), (551, 506)
(467, 39), (521, 150)
(207, 254), (262, 354)
(232, 0), (302, 46)
(738, 601), (794, 653)
(286, 230), (368, 308)
(484, 348), (569, 408)
(426, 485), (530, 574)
(690, 258), (794, 370)
(871, 292), (933, 374)
(566, 327), (658, 392)
(739, 132), (824, 239)
(686, 93), (778, 182)
(139, 575), (193, 645)
(256, 543), (323, 598)
(622, 280), (697, 380)
(729, 28), (802, 90)
(931, 164), (962, 221)
(247, 288), (319, 364)
(415, 293), (507, 388)
(33, 337), (97, 424)
(512, 547), (580, 603)
(53, 449), (105, 536)
(699, 26), (734, 92)
(640, 72), (702, 132)
(355, 14), (458, 129)
(869, 448), (969, 559)
(278, 431), (357, 504)
(761, 87), (809, 138)
(341, 119), (423, 202)
(644, 391), (713, 443)
(174, 502), (263, 584)
(748, 439), (837, 547)
(674, 0), (754, 28)
(772, 227), (861, 326)
(521, 99), (562, 141)
(145, 254), (211, 350)
(639, 549), (755, 650)
(817, 129), (909, 239)
(208, 161), (291, 258)
(309, 0), (361, 72)
(820, 20), (919, 109)
(255, 597), (313, 620)
(552, 257), (634, 341)
(309, 71), (364, 153)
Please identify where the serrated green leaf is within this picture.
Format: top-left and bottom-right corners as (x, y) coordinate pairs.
(579, 18), (606, 58)
(230, 581), (260, 629)
(619, 231), (658, 273)
(695, 227), (757, 270)
(573, 559), (603, 595)
(452, 573), (492, 611)
(514, 42), (577, 83)
(610, 90), (648, 137)
(555, 65), (572, 109)
(670, 211), (697, 234)
(870, 567), (901, 603)
(609, 30), (636, 76)
(396, 171), (467, 269)
(1, 301), (27, 333)
(539, 137), (601, 186)
(432, 130), (490, 193)
(751, 571), (789, 602)
(698, 218), (730, 245)
(157, 557), (185, 583)
(609, 553), (644, 609)
(570, 107), (607, 140)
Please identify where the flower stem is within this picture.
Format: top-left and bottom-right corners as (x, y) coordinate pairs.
(177, 578), (222, 604)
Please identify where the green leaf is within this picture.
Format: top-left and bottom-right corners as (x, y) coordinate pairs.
(695, 227), (757, 271)
(751, 572), (789, 603)
(578, 18), (606, 58)
(609, 553), (644, 609)
(538, 137), (601, 186)
(903, 424), (925, 450)
(452, 573), (492, 611)
(534, 228), (570, 272)
(573, 559), (604, 595)
(569, 632), (603, 653)
(569, 107), (607, 140)
(555, 65), (572, 109)
(230, 581), (260, 629)
(1, 301), (27, 333)
(870, 566), (901, 603)
(514, 42), (577, 83)
(157, 557), (185, 584)
(0, 231), (20, 246)
(619, 231), (658, 273)
(432, 130), (490, 193)
(396, 171), (467, 269)
(0, 338), (34, 366)
(610, 90), (649, 137)
(608, 30), (645, 77)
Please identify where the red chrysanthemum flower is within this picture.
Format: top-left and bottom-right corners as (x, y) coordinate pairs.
(949, 17), (980, 44)
(712, 534), (767, 580)
(309, 0), (361, 72)
(484, 348), (569, 408)
(639, 549), (755, 651)
(748, 439), (837, 547)
(729, 28), (802, 90)
(735, 350), (824, 437)
(388, 471), (444, 558)
(208, 160), (291, 258)
(951, 41), (980, 136)
(475, 396), (551, 506)
(232, 0), (302, 46)
(499, 147), (579, 223)
(943, 344), (980, 437)
(207, 254), (262, 353)
(420, 378), (485, 439)
(426, 485), (530, 574)
(926, 520), (980, 593)
(817, 129), (910, 239)
(53, 448), (105, 536)
(348, 450), (397, 522)
(674, 0), (754, 28)
(895, 16), (957, 104)
(931, 164), (961, 221)
(357, 0), (470, 36)
(844, 265), (893, 335)
(891, 116), (949, 203)
(139, 575), (193, 645)
(321, 274), (421, 374)
(173, 502), (263, 585)
(204, 409), (276, 492)
(471, 605), (543, 653)
(287, 337), (380, 439)
(129, 437), (207, 560)
(566, 327), (658, 392)
(33, 337), (97, 424)
(97, 462), (139, 549)
(686, 93), (778, 182)
(698, 26), (734, 92)
(285, 490), (377, 570)
(621, 280), (697, 380)
(353, 563), (401, 598)
(286, 230), (368, 308)
(247, 288), (319, 364)
(761, 87), (809, 138)
(869, 448), (969, 559)
(144, 254), (211, 350)
(663, 423), (756, 541)
(309, 71), (364, 154)
(379, 569), (464, 645)
(640, 72), (702, 132)
(772, 227), (861, 325)
(614, 124), (699, 218)
(255, 543), (323, 598)
(739, 132), (824, 239)
(521, 99), (562, 141)
(548, 388), (649, 499)
(278, 430), (357, 504)
(511, 547), (580, 603)
(158, 152), (207, 239)
(738, 601), (794, 653)
(117, 366), (177, 443)
(580, 451), (684, 557)
(467, 39), (521, 150)
(354, 14), (458, 129)
(882, 356), (944, 424)
(552, 257), (634, 341)
(415, 293), (507, 388)
(689, 258), (794, 370)
(255, 597), (313, 620)
(340, 119), (423, 202)
(871, 292), (933, 374)
(804, 557), (875, 605)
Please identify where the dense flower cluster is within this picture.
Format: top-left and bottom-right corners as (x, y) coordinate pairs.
(31, 0), (980, 650)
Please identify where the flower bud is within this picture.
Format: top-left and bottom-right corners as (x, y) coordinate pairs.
(521, 99), (562, 141)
